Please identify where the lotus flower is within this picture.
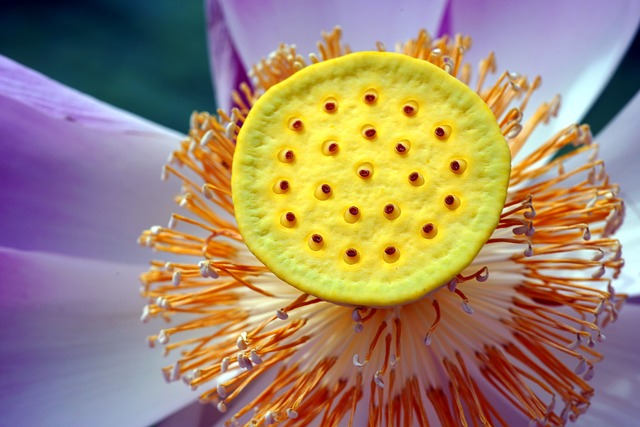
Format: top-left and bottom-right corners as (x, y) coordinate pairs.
(1, 1), (639, 426)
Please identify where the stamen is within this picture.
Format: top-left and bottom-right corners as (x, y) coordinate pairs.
(423, 300), (441, 345)
(141, 28), (626, 427)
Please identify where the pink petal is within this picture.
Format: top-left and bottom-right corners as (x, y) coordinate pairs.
(596, 91), (640, 297)
(0, 55), (182, 264)
(446, 0), (640, 159)
(0, 247), (194, 427)
(206, 0), (448, 107)
(579, 303), (640, 426)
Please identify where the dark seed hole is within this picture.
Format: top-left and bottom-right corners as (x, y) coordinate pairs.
(346, 248), (358, 257)
(321, 184), (331, 194)
(349, 206), (359, 216)
(385, 246), (396, 255)
(285, 212), (296, 222)
(312, 234), (323, 243)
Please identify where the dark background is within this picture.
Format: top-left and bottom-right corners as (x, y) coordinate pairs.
(0, 0), (638, 134)
(0, 0), (214, 132)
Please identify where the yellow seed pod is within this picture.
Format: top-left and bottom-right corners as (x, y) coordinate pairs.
(232, 51), (511, 307)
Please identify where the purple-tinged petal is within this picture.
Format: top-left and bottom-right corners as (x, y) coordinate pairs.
(597, 91), (640, 297)
(446, 0), (640, 159)
(0, 55), (181, 264)
(206, 0), (251, 113)
(207, 0), (448, 106)
(0, 247), (194, 427)
(157, 400), (222, 427)
(0, 55), (177, 134)
(579, 303), (640, 426)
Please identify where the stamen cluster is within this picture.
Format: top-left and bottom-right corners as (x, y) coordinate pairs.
(139, 28), (625, 426)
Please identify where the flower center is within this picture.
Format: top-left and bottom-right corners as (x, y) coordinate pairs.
(232, 52), (511, 306)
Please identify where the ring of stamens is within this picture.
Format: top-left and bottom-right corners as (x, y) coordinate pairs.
(232, 52), (511, 306)
(141, 28), (626, 427)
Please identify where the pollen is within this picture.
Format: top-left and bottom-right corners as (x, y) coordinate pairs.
(232, 52), (511, 306)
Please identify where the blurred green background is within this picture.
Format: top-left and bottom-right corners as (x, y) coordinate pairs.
(0, 0), (638, 135)
(0, 0), (215, 132)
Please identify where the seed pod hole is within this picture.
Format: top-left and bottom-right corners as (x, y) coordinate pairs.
(278, 148), (295, 163)
(395, 139), (411, 155)
(323, 97), (338, 113)
(383, 203), (401, 220)
(308, 234), (324, 251)
(343, 248), (360, 264)
(363, 89), (378, 104)
(344, 206), (361, 223)
(288, 117), (304, 131)
(402, 100), (418, 116)
(434, 124), (451, 140)
(449, 159), (467, 174)
(383, 246), (400, 263)
(273, 179), (290, 194)
(357, 162), (374, 179)
(408, 172), (425, 186)
(280, 211), (297, 227)
(444, 195), (460, 210)
(322, 140), (339, 156)
(361, 125), (377, 140)
(315, 183), (333, 200)
(421, 223), (438, 239)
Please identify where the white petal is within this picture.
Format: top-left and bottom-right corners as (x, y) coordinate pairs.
(0, 247), (194, 427)
(0, 55), (182, 264)
(579, 303), (640, 426)
(446, 0), (640, 159)
(597, 91), (640, 296)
